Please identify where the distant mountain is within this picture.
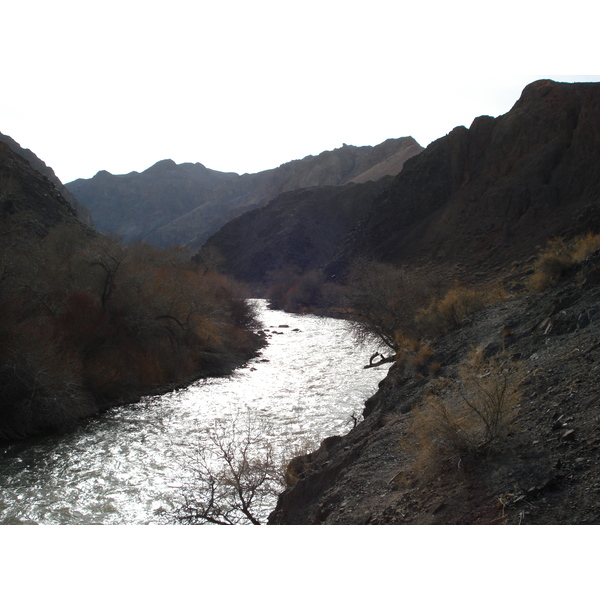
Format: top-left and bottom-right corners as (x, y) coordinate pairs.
(203, 80), (600, 287)
(65, 137), (423, 248)
(0, 132), (93, 227)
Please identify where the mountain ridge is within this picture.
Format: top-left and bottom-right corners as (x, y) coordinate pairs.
(0, 132), (93, 227)
(204, 80), (600, 289)
(346, 80), (600, 277)
(66, 137), (423, 248)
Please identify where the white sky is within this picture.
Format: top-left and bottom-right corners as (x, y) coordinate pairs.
(3, 0), (599, 184)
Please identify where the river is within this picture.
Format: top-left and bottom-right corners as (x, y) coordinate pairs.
(0, 301), (387, 524)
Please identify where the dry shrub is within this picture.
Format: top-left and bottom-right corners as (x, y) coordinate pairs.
(177, 414), (286, 525)
(527, 237), (574, 292)
(394, 334), (436, 377)
(570, 232), (600, 262)
(528, 233), (600, 293)
(0, 223), (262, 439)
(343, 259), (439, 352)
(405, 348), (522, 481)
(416, 283), (507, 336)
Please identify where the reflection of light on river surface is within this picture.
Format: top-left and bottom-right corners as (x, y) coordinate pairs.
(0, 301), (388, 524)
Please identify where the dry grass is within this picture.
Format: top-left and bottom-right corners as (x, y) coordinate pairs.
(404, 348), (523, 481)
(394, 334), (436, 377)
(571, 232), (600, 262)
(528, 233), (600, 292)
(415, 283), (508, 336)
(527, 237), (574, 292)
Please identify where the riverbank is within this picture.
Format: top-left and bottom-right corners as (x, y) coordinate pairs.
(269, 255), (600, 524)
(0, 302), (384, 524)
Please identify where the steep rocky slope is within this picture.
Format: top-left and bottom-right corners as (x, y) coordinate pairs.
(203, 81), (600, 290)
(204, 178), (393, 285)
(269, 257), (600, 524)
(0, 138), (83, 234)
(328, 80), (600, 280)
(0, 132), (92, 227)
(66, 137), (422, 248)
(266, 79), (600, 525)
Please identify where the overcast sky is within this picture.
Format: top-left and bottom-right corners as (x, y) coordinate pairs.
(3, 0), (598, 184)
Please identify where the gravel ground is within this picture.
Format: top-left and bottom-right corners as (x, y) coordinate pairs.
(269, 254), (600, 524)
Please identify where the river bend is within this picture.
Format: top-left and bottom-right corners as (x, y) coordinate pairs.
(0, 301), (386, 524)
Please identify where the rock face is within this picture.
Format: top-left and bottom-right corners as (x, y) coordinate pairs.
(65, 137), (423, 248)
(331, 80), (600, 278)
(0, 138), (82, 234)
(204, 178), (393, 285)
(0, 132), (93, 227)
(204, 81), (600, 288)
(265, 80), (600, 525)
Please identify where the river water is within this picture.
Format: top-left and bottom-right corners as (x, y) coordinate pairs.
(0, 301), (387, 524)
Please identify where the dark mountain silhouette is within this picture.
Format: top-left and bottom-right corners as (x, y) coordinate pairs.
(65, 137), (423, 248)
(332, 80), (600, 279)
(204, 178), (393, 285)
(0, 137), (262, 440)
(0, 132), (93, 227)
(0, 137), (83, 234)
(205, 80), (600, 287)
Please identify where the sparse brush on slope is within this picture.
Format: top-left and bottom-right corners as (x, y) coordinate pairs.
(0, 221), (262, 440)
(415, 283), (508, 337)
(404, 348), (523, 481)
(528, 233), (600, 292)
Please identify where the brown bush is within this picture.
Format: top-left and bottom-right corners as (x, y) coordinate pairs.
(527, 237), (574, 292)
(394, 334), (436, 377)
(571, 232), (600, 262)
(0, 223), (262, 440)
(266, 267), (325, 313)
(527, 233), (600, 293)
(342, 259), (440, 352)
(405, 348), (523, 480)
(415, 283), (507, 336)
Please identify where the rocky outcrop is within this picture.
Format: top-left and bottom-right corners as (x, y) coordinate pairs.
(329, 80), (600, 280)
(65, 137), (423, 248)
(203, 178), (393, 285)
(0, 139), (82, 234)
(0, 132), (93, 227)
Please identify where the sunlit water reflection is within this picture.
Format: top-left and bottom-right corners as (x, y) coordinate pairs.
(0, 301), (387, 524)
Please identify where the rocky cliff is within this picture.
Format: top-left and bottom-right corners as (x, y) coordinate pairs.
(330, 80), (600, 279)
(0, 132), (93, 227)
(266, 80), (600, 525)
(66, 137), (422, 248)
(0, 138), (83, 234)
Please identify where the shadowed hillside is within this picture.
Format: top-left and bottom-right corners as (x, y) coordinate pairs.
(265, 80), (600, 525)
(203, 81), (600, 292)
(0, 138), (262, 441)
(66, 137), (422, 248)
(330, 80), (600, 280)
(0, 132), (92, 227)
(203, 178), (394, 286)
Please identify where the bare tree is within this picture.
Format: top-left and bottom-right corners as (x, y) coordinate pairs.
(176, 415), (287, 525)
(342, 258), (434, 353)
